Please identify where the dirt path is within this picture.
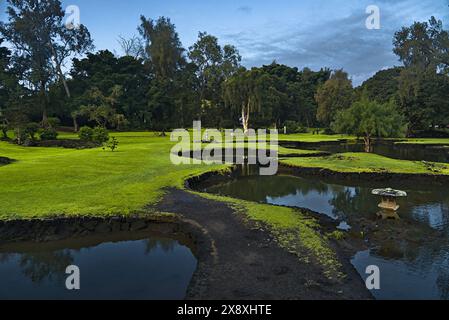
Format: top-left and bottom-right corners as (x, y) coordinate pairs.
(157, 188), (372, 300)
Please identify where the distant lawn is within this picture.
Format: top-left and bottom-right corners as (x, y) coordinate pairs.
(397, 138), (449, 145)
(278, 133), (354, 142)
(281, 153), (449, 175)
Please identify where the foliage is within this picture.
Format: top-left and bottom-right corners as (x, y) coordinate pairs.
(332, 95), (406, 152)
(39, 128), (58, 141)
(0, 0), (93, 124)
(315, 70), (353, 127)
(0, 124), (9, 139)
(104, 137), (119, 152)
(139, 16), (185, 79)
(78, 126), (93, 141)
(357, 67), (403, 103)
(397, 67), (449, 134)
(92, 126), (109, 144)
(24, 122), (40, 140)
(284, 121), (307, 134)
(393, 16), (449, 73)
(47, 117), (61, 128)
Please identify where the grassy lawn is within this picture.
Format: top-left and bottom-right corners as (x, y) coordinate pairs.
(397, 138), (449, 145)
(281, 152), (449, 175)
(278, 133), (354, 142)
(0, 132), (226, 220)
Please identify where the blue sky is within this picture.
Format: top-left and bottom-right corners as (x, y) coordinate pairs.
(1, 0), (449, 85)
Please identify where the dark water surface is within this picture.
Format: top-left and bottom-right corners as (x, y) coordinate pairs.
(204, 166), (449, 300)
(0, 233), (197, 300)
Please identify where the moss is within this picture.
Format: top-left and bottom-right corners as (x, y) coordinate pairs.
(191, 190), (344, 279)
(327, 230), (347, 241)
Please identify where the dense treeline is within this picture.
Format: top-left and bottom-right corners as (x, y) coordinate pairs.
(1, 0), (449, 140)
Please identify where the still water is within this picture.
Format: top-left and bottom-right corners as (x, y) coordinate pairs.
(0, 234), (197, 300)
(294, 141), (449, 163)
(203, 166), (449, 300)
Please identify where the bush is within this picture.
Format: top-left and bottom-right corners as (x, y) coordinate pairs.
(47, 117), (61, 128)
(14, 128), (27, 145)
(79, 126), (94, 141)
(39, 128), (58, 141)
(103, 137), (119, 152)
(323, 127), (334, 135)
(284, 121), (307, 134)
(0, 124), (8, 139)
(92, 126), (109, 144)
(24, 122), (40, 140)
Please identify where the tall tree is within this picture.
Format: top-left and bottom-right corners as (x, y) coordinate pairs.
(0, 0), (93, 125)
(188, 32), (241, 123)
(393, 16), (449, 73)
(139, 16), (185, 80)
(397, 66), (449, 134)
(315, 69), (353, 127)
(223, 68), (264, 134)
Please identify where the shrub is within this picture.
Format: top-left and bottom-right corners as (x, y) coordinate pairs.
(284, 121), (307, 134)
(79, 126), (94, 141)
(103, 137), (119, 152)
(24, 122), (40, 140)
(0, 124), (8, 139)
(47, 117), (61, 128)
(39, 128), (58, 141)
(14, 127), (27, 145)
(92, 126), (109, 144)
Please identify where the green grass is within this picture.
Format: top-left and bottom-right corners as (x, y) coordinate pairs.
(281, 152), (449, 175)
(0, 132), (226, 220)
(278, 133), (354, 142)
(397, 138), (449, 145)
(278, 146), (325, 157)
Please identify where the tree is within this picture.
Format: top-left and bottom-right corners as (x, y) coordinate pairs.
(393, 16), (449, 73)
(77, 85), (124, 128)
(315, 70), (353, 127)
(139, 16), (185, 80)
(117, 35), (144, 59)
(0, 0), (93, 125)
(358, 67), (403, 103)
(188, 32), (241, 123)
(397, 66), (449, 134)
(332, 95), (406, 152)
(223, 68), (273, 133)
(69, 51), (148, 129)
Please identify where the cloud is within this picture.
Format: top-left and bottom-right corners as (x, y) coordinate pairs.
(222, 0), (449, 86)
(237, 6), (252, 15)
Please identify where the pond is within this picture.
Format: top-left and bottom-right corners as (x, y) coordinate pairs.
(286, 141), (449, 163)
(202, 165), (449, 300)
(0, 232), (197, 300)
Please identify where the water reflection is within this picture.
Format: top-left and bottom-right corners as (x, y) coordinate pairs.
(203, 167), (449, 299)
(0, 234), (197, 300)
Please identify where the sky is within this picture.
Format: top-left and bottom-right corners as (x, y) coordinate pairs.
(1, 0), (449, 85)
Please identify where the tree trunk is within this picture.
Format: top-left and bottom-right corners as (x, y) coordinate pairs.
(364, 136), (373, 153)
(241, 103), (250, 135)
(72, 115), (79, 132)
(50, 42), (71, 98)
(40, 81), (49, 128)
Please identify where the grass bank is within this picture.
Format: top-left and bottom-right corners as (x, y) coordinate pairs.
(281, 153), (449, 175)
